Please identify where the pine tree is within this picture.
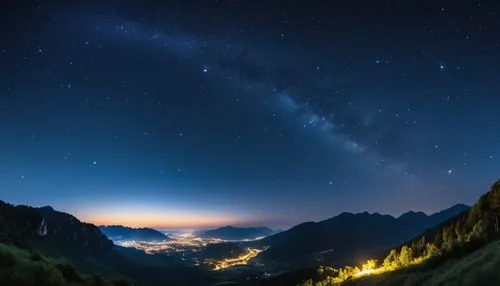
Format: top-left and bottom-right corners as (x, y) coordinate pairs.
(383, 249), (398, 268)
(399, 245), (413, 266)
(425, 242), (439, 257)
(489, 181), (500, 232)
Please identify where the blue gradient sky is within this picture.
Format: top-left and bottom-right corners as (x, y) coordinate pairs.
(1, 1), (499, 228)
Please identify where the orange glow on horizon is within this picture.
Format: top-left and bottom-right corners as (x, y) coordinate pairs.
(77, 209), (252, 229)
(85, 216), (243, 229)
(67, 198), (267, 229)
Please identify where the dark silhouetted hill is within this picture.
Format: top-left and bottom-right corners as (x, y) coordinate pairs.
(257, 204), (468, 266)
(341, 239), (500, 286)
(198, 225), (276, 240)
(0, 200), (215, 286)
(99, 225), (169, 242)
(266, 180), (500, 286)
(0, 242), (132, 286)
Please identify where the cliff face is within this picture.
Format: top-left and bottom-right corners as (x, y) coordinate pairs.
(0, 201), (217, 286)
(36, 218), (47, 236)
(0, 201), (114, 260)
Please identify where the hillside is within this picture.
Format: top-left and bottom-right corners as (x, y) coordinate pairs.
(0, 201), (115, 266)
(199, 226), (276, 240)
(285, 180), (500, 286)
(257, 204), (468, 266)
(99, 225), (169, 242)
(340, 239), (500, 286)
(0, 200), (214, 286)
(0, 242), (130, 286)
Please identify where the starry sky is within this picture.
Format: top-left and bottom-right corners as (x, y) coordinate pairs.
(1, 0), (499, 229)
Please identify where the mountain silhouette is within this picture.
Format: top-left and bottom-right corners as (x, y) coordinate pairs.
(0, 200), (215, 286)
(257, 204), (468, 266)
(198, 225), (276, 240)
(99, 225), (169, 242)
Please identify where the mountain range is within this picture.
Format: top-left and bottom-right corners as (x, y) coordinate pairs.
(197, 225), (277, 240)
(4, 181), (499, 286)
(256, 204), (469, 266)
(99, 225), (170, 242)
(0, 200), (214, 286)
(264, 180), (500, 286)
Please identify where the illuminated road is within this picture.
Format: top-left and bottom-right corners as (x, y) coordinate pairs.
(207, 248), (263, 270)
(114, 233), (265, 269)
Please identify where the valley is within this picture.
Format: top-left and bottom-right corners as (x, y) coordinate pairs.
(1, 179), (500, 286)
(113, 232), (266, 269)
(207, 247), (263, 270)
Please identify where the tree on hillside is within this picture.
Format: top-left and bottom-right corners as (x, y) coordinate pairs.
(442, 225), (456, 250)
(412, 236), (426, 257)
(469, 219), (487, 242)
(425, 242), (440, 257)
(454, 220), (466, 244)
(490, 182), (500, 232)
(399, 245), (414, 266)
(362, 259), (377, 271)
(383, 249), (398, 268)
(433, 229), (443, 247)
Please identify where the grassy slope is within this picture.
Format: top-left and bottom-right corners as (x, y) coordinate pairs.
(0, 242), (130, 286)
(343, 239), (500, 286)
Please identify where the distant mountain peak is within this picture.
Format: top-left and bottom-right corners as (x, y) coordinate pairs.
(38, 206), (54, 212)
(329, 211), (387, 221)
(259, 203), (472, 265)
(448, 203), (469, 210)
(99, 225), (169, 242)
(399, 210), (427, 219)
(198, 225), (276, 240)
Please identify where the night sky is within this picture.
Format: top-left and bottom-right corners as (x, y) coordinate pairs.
(1, 1), (499, 229)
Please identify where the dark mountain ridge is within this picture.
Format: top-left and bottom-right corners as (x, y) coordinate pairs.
(386, 180), (500, 260)
(0, 201), (113, 260)
(257, 204), (469, 266)
(0, 200), (214, 286)
(198, 225), (276, 240)
(264, 181), (500, 286)
(99, 225), (169, 242)
(341, 181), (500, 286)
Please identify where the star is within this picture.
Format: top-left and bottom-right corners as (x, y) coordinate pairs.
(447, 169), (453, 175)
(93, 161), (97, 165)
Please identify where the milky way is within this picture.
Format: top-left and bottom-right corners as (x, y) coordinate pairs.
(1, 1), (499, 228)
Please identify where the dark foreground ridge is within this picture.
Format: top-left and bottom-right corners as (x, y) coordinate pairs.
(0, 201), (214, 286)
(269, 180), (500, 286)
(256, 203), (468, 267)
